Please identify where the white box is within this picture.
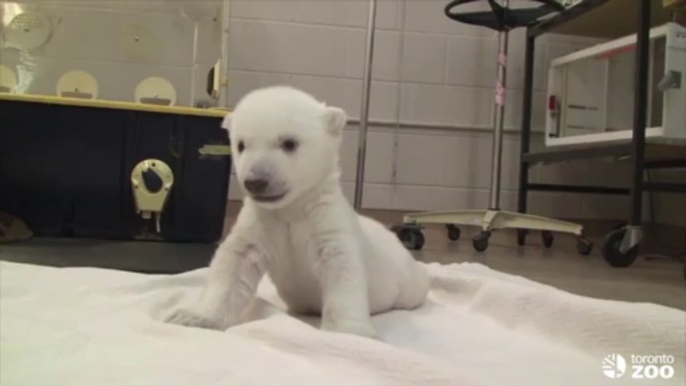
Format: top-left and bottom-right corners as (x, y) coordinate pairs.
(545, 22), (686, 147)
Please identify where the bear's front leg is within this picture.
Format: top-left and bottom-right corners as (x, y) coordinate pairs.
(314, 237), (377, 339)
(166, 233), (265, 330)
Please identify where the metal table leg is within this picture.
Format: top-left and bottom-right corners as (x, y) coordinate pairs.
(516, 33), (536, 245)
(624, 0), (651, 249)
(602, 0), (651, 267)
(629, 0), (651, 229)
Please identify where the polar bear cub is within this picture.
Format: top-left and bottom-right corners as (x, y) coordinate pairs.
(166, 86), (429, 338)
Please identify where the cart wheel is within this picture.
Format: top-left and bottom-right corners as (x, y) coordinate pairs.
(393, 225), (425, 251)
(613, 221), (628, 231)
(542, 231), (554, 248)
(405, 229), (425, 251)
(446, 224), (461, 241)
(602, 229), (638, 267)
(472, 231), (490, 252)
(516, 229), (527, 246)
(577, 237), (593, 256)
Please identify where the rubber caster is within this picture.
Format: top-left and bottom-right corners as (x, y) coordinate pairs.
(611, 222), (630, 232)
(446, 224), (461, 241)
(601, 229), (638, 267)
(577, 237), (594, 256)
(393, 225), (425, 251)
(516, 229), (527, 246)
(472, 231), (490, 252)
(542, 231), (554, 248)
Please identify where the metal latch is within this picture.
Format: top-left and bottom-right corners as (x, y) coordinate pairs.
(657, 71), (681, 92)
(131, 159), (174, 233)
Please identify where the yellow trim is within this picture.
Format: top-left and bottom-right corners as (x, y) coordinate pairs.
(199, 144), (232, 156)
(0, 93), (230, 118)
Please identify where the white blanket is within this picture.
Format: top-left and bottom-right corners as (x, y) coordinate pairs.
(1, 261), (684, 386)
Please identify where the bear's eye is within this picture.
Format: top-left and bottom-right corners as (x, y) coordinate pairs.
(237, 140), (245, 154)
(281, 138), (298, 153)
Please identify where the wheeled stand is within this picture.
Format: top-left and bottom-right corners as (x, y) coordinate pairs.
(517, 0), (686, 268)
(393, 0), (593, 254)
(394, 210), (592, 254)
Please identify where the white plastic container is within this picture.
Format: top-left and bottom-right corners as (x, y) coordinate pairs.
(545, 22), (686, 147)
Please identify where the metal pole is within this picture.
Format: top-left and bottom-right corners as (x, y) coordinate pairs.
(218, 0), (232, 108)
(489, 0), (509, 210)
(629, 0), (650, 225)
(518, 34), (535, 215)
(353, 0), (377, 210)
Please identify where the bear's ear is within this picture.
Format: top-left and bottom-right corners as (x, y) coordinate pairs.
(220, 114), (231, 134)
(322, 106), (347, 137)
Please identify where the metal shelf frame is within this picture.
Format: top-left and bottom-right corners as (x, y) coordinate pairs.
(518, 0), (686, 240)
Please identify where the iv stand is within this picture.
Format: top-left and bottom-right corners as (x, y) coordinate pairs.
(391, 0), (591, 254)
(353, 0), (377, 210)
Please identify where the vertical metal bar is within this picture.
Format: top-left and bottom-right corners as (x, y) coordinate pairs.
(560, 66), (569, 137)
(646, 38), (655, 127)
(390, 0), (408, 187)
(518, 33), (535, 214)
(353, 0), (377, 210)
(191, 20), (199, 106)
(219, 0), (232, 108)
(629, 0), (650, 225)
(489, 0), (510, 210)
(601, 59), (609, 132)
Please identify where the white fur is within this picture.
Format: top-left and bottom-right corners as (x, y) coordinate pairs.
(166, 86), (429, 338)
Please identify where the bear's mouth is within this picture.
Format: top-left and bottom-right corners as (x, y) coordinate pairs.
(251, 191), (288, 203)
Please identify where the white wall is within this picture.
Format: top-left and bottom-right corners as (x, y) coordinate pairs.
(224, 0), (685, 227)
(0, 1), (221, 105)
(224, 0), (654, 223)
(2, 0), (683, 226)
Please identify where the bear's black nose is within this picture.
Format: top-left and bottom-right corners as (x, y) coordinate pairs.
(244, 178), (269, 195)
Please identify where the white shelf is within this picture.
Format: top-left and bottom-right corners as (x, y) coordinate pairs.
(552, 0), (675, 39)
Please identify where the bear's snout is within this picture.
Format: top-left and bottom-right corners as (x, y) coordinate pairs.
(244, 178), (269, 195)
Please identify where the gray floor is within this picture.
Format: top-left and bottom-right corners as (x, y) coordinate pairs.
(0, 238), (215, 274)
(413, 225), (686, 310)
(1, 212), (684, 311)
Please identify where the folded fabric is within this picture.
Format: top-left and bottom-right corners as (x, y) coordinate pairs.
(1, 261), (683, 386)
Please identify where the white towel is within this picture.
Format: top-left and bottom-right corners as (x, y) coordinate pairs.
(1, 261), (683, 386)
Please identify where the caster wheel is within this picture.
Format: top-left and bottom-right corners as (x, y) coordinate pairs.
(472, 231), (490, 252)
(577, 238), (593, 256)
(516, 229), (527, 246)
(613, 222), (628, 231)
(602, 229), (638, 267)
(446, 224), (461, 241)
(542, 231), (554, 248)
(394, 225), (425, 251)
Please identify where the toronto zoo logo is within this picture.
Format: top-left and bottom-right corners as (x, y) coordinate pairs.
(602, 354), (675, 380)
(602, 354), (627, 379)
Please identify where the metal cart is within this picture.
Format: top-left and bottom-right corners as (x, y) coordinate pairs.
(518, 0), (686, 267)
